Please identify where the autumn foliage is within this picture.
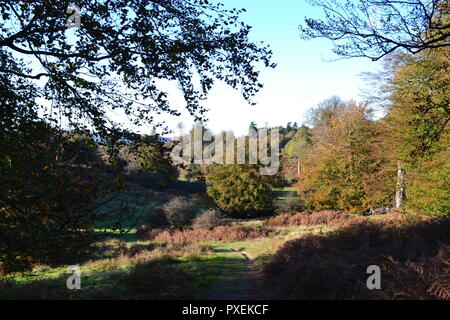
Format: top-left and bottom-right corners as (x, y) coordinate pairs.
(295, 101), (394, 214)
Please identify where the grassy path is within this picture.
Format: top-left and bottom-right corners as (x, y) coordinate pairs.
(188, 244), (267, 300)
(188, 228), (330, 299)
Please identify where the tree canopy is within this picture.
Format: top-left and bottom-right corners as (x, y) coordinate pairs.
(300, 0), (450, 60)
(0, 0), (275, 136)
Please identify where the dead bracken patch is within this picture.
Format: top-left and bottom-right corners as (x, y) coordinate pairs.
(265, 210), (361, 228)
(261, 216), (450, 300)
(136, 225), (277, 244)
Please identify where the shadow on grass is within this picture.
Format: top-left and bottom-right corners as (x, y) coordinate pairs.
(0, 257), (192, 300)
(210, 248), (234, 253)
(1, 249), (265, 300)
(260, 217), (450, 300)
(180, 253), (257, 300)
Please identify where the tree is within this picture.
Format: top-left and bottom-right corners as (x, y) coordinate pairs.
(205, 164), (275, 217)
(176, 122), (185, 137)
(387, 48), (450, 159)
(128, 135), (179, 188)
(379, 47), (450, 215)
(0, 0), (274, 272)
(305, 95), (346, 127)
(296, 100), (392, 213)
(59, 132), (103, 166)
(248, 121), (258, 134)
(283, 126), (312, 175)
(300, 0), (450, 60)
(0, 120), (111, 273)
(0, 0), (274, 136)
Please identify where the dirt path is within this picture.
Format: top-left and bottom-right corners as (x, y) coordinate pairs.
(204, 248), (265, 300)
(233, 249), (266, 299)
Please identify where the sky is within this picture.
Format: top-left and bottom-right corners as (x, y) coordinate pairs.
(156, 0), (384, 137)
(8, 1), (384, 137)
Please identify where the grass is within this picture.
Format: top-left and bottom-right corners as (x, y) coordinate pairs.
(1, 185), (355, 300)
(94, 189), (208, 237)
(3, 182), (440, 300)
(200, 224), (332, 261)
(95, 192), (162, 230)
(1, 216), (334, 299)
(273, 186), (297, 200)
(226, 218), (266, 227)
(5, 223), (327, 283)
(178, 252), (249, 299)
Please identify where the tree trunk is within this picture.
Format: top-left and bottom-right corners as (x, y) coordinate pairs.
(297, 157), (300, 175)
(395, 160), (406, 209)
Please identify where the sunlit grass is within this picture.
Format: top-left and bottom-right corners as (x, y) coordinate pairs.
(2, 204), (344, 299)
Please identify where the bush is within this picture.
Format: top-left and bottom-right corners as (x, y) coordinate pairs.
(135, 225), (165, 241)
(205, 164), (275, 217)
(163, 197), (197, 229)
(191, 209), (224, 229)
(144, 206), (170, 229)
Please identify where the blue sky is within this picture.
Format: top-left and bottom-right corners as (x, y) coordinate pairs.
(159, 0), (383, 137)
(9, 1), (383, 137)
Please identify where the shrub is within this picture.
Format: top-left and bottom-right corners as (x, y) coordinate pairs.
(144, 206), (170, 229)
(162, 197), (197, 229)
(135, 226), (165, 241)
(205, 164), (275, 217)
(191, 209), (224, 229)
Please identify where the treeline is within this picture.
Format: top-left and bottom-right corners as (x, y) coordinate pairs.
(284, 47), (449, 215)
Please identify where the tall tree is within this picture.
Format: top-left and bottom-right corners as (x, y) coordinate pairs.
(387, 48), (450, 158)
(0, 0), (274, 272)
(381, 47), (450, 215)
(296, 100), (391, 213)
